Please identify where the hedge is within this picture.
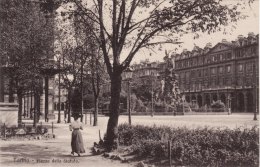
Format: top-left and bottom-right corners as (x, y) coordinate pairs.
(118, 124), (259, 167)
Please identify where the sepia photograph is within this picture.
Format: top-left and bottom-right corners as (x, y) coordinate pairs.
(0, 0), (259, 166)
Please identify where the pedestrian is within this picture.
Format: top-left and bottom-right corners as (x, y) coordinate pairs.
(69, 114), (85, 156)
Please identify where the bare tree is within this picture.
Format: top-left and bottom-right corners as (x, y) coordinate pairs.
(55, 12), (93, 122)
(57, 3), (108, 125)
(58, 0), (248, 150)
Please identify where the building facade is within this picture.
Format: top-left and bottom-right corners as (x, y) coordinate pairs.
(174, 33), (259, 112)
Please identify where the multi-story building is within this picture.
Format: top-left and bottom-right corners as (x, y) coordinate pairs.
(132, 60), (160, 80)
(174, 33), (259, 112)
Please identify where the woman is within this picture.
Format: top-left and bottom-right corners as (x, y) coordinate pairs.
(69, 114), (85, 156)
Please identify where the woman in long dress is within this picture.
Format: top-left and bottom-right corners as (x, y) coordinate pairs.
(70, 115), (85, 156)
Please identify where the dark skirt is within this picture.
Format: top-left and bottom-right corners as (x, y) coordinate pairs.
(71, 129), (85, 154)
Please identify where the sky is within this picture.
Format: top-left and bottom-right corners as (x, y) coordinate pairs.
(58, 0), (259, 64)
(130, 0), (259, 64)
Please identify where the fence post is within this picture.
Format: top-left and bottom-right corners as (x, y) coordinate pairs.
(3, 123), (6, 139)
(99, 129), (101, 141)
(168, 140), (172, 167)
(90, 112), (92, 125)
(52, 122), (53, 134)
(85, 113), (87, 124)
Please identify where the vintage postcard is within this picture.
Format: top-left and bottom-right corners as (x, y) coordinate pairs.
(0, 0), (259, 166)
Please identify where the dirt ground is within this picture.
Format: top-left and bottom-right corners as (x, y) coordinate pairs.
(0, 114), (258, 167)
(0, 116), (134, 167)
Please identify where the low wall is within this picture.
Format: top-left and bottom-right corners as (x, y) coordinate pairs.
(0, 102), (18, 127)
(121, 111), (229, 116)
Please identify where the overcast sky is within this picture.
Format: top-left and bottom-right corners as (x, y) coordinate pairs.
(130, 0), (259, 64)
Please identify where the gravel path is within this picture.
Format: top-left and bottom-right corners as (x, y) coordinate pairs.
(0, 114), (258, 167)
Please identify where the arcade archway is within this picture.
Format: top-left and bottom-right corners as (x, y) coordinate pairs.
(190, 95), (196, 106)
(220, 94), (226, 105)
(205, 94), (210, 106)
(237, 93), (245, 112)
(212, 93), (218, 102)
(197, 95), (203, 107)
(246, 92), (254, 112)
(185, 96), (190, 103)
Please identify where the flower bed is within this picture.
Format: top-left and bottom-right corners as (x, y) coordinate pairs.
(118, 124), (259, 167)
(0, 125), (54, 141)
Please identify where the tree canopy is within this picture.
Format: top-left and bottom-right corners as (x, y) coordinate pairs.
(56, 0), (248, 150)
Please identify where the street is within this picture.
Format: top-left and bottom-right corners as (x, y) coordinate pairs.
(0, 114), (258, 167)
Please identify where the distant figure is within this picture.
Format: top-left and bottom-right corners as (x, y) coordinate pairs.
(30, 108), (33, 119)
(69, 114), (85, 156)
(161, 79), (165, 92)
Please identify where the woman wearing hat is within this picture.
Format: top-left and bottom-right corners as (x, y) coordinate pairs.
(69, 114), (85, 156)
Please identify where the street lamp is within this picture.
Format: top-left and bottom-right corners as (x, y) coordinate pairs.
(57, 58), (61, 123)
(181, 95), (185, 115)
(123, 67), (133, 125)
(253, 64), (258, 121)
(227, 94), (231, 115)
(151, 73), (159, 117)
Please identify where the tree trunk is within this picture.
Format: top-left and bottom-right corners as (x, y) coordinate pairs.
(67, 89), (71, 123)
(9, 78), (14, 102)
(33, 90), (40, 127)
(37, 92), (40, 123)
(44, 76), (49, 122)
(105, 74), (122, 151)
(0, 66), (4, 102)
(33, 92), (37, 127)
(93, 96), (98, 126)
(17, 92), (23, 127)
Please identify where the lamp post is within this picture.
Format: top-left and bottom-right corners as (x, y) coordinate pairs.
(227, 94), (231, 115)
(151, 73), (159, 117)
(181, 95), (185, 114)
(57, 58), (61, 123)
(123, 67), (133, 125)
(151, 79), (154, 117)
(253, 64), (257, 121)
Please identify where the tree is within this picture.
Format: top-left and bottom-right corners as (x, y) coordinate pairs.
(90, 48), (108, 126)
(72, 9), (103, 125)
(60, 0), (247, 150)
(0, 0), (55, 127)
(57, 3), (109, 125)
(54, 42), (90, 123)
(132, 76), (160, 104)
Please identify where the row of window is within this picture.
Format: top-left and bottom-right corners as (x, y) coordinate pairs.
(179, 76), (256, 90)
(134, 69), (158, 77)
(236, 46), (257, 58)
(237, 62), (257, 73)
(206, 52), (232, 64)
(175, 52), (233, 69)
(179, 61), (257, 80)
(176, 45), (257, 69)
(179, 65), (231, 80)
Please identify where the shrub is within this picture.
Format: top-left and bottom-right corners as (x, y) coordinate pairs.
(132, 140), (167, 159)
(211, 100), (225, 111)
(0, 125), (49, 138)
(118, 124), (259, 167)
(176, 102), (192, 112)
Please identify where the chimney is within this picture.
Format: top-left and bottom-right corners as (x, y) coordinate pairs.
(248, 32), (255, 38)
(222, 39), (228, 43)
(205, 43), (212, 48)
(171, 52), (176, 59)
(237, 35), (244, 40)
(183, 49), (188, 52)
